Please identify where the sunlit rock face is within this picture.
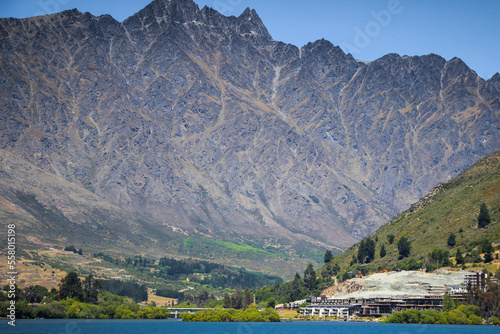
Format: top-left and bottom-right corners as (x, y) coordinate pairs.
(1, 0), (499, 251)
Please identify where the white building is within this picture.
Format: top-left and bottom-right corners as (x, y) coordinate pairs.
(447, 285), (467, 295)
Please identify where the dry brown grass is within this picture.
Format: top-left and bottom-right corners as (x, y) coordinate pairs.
(146, 291), (177, 307)
(0, 249), (128, 290)
(278, 309), (298, 320)
(0, 251), (66, 290)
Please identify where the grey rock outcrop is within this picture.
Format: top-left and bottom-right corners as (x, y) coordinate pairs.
(0, 0), (499, 252)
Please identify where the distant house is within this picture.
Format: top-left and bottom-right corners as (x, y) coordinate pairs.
(447, 285), (467, 295)
(285, 299), (307, 310)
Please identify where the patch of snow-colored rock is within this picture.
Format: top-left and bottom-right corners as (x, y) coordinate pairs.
(323, 270), (466, 299)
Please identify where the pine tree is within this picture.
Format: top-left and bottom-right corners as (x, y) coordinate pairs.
(365, 238), (376, 263)
(357, 239), (366, 263)
(59, 272), (83, 301)
(223, 292), (231, 308)
(324, 249), (333, 263)
(331, 263), (340, 275)
(357, 238), (375, 263)
(231, 290), (243, 309)
(197, 290), (210, 307)
(481, 238), (494, 254)
(455, 248), (464, 265)
(243, 288), (252, 308)
(447, 233), (456, 248)
(303, 263), (317, 291)
(22, 286), (41, 303)
(398, 236), (411, 259)
(290, 273), (303, 301)
(484, 252), (494, 263)
(481, 239), (494, 263)
(82, 274), (101, 304)
(478, 203), (491, 228)
(380, 244), (386, 258)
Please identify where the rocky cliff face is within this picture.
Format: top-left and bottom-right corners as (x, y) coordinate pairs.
(1, 0), (499, 253)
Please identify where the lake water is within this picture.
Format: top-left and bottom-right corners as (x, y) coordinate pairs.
(1, 319), (498, 334)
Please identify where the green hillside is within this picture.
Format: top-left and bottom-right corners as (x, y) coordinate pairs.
(323, 150), (500, 277)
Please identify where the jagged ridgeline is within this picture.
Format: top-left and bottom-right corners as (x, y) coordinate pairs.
(0, 0), (499, 275)
(322, 150), (500, 275)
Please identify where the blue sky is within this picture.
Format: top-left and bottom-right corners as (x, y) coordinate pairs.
(1, 0), (499, 79)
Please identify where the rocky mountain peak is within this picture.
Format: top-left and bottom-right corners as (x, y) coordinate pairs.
(123, 0), (200, 33)
(234, 7), (272, 42)
(0, 1), (499, 260)
(445, 56), (474, 76)
(57, 8), (82, 17)
(488, 72), (500, 91)
(304, 39), (343, 54)
(199, 5), (224, 19)
(148, 0), (200, 22)
(300, 39), (355, 68)
(167, 0), (200, 20)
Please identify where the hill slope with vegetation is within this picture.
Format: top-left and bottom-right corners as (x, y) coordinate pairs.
(322, 150), (500, 279)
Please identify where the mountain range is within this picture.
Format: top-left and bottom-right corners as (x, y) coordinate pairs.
(0, 0), (499, 274)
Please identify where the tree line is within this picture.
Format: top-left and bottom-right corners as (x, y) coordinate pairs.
(99, 279), (148, 302)
(0, 272), (168, 320)
(94, 253), (282, 290)
(181, 307), (280, 322)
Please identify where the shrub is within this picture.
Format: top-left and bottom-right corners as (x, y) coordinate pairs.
(468, 314), (482, 325)
(181, 307), (280, 322)
(64, 245), (78, 253)
(385, 311), (405, 323)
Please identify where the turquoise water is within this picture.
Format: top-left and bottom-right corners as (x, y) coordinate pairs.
(1, 319), (498, 334)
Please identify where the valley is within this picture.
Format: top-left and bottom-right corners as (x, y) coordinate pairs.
(0, 0), (498, 270)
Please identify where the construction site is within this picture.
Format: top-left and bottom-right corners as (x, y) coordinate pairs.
(292, 269), (494, 318)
